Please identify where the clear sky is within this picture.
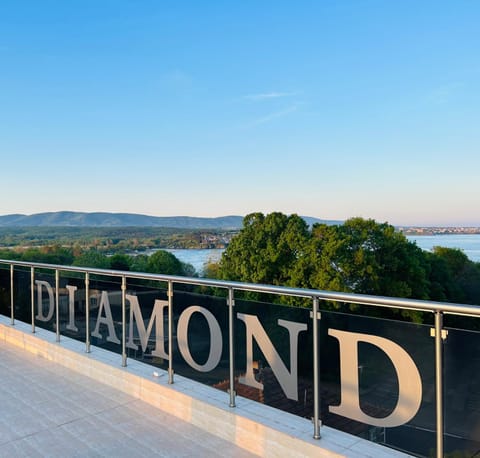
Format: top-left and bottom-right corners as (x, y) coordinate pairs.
(1, 1), (479, 226)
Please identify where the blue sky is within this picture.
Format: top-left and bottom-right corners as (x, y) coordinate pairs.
(1, 1), (479, 226)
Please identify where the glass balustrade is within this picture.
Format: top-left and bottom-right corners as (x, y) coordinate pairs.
(1, 259), (479, 458)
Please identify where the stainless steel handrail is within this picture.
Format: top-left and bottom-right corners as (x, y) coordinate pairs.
(2, 258), (479, 315)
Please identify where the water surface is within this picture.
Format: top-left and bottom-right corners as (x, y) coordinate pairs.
(407, 234), (480, 262)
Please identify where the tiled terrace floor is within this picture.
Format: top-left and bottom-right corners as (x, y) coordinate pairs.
(0, 340), (255, 458)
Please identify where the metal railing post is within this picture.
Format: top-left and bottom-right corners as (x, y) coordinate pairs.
(121, 275), (127, 367)
(10, 264), (14, 325)
(168, 280), (174, 384)
(85, 272), (90, 353)
(312, 296), (321, 439)
(31, 266), (35, 333)
(435, 311), (444, 458)
(228, 287), (236, 408)
(55, 269), (60, 342)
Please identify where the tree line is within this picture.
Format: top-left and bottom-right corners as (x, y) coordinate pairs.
(0, 226), (233, 251)
(0, 247), (195, 277)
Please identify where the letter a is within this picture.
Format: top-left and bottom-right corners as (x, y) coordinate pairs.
(126, 295), (168, 359)
(328, 329), (422, 427)
(91, 291), (120, 344)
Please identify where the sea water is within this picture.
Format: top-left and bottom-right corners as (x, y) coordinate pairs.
(406, 234), (480, 262)
(164, 248), (224, 275)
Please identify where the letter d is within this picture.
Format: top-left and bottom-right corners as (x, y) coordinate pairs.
(329, 329), (422, 428)
(35, 280), (55, 322)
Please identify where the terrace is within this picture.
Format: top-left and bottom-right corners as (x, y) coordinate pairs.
(1, 259), (479, 457)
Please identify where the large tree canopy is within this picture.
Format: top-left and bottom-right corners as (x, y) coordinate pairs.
(146, 250), (184, 275)
(146, 249), (194, 276)
(219, 214), (429, 296)
(216, 213), (480, 318)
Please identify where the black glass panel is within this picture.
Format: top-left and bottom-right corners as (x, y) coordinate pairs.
(56, 272), (90, 344)
(169, 289), (229, 387)
(33, 270), (59, 333)
(0, 264), (10, 317)
(321, 310), (435, 457)
(121, 278), (169, 370)
(234, 298), (312, 418)
(444, 325), (480, 456)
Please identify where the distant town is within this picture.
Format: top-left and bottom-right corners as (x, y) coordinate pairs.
(399, 226), (480, 236)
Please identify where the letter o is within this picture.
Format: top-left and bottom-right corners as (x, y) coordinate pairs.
(177, 306), (222, 372)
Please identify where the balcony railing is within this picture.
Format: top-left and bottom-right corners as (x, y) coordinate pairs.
(1, 258), (480, 457)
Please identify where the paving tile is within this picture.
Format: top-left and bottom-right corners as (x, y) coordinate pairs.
(0, 439), (42, 458)
(0, 340), (256, 457)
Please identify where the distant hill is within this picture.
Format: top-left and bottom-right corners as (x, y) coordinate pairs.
(0, 211), (341, 229)
(302, 216), (343, 227)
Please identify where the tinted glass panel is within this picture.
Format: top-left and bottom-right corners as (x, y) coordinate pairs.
(321, 310), (435, 456)
(444, 325), (480, 456)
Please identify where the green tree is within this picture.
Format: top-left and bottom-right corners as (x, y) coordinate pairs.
(425, 250), (460, 303)
(430, 247), (480, 305)
(109, 254), (131, 271)
(73, 250), (110, 269)
(129, 254), (149, 273)
(146, 250), (185, 275)
(219, 212), (311, 287)
(20, 245), (74, 265)
(0, 249), (22, 261)
(204, 260), (222, 279)
(310, 218), (429, 301)
(181, 261), (197, 277)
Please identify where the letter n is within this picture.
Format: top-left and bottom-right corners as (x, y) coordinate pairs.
(237, 313), (307, 401)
